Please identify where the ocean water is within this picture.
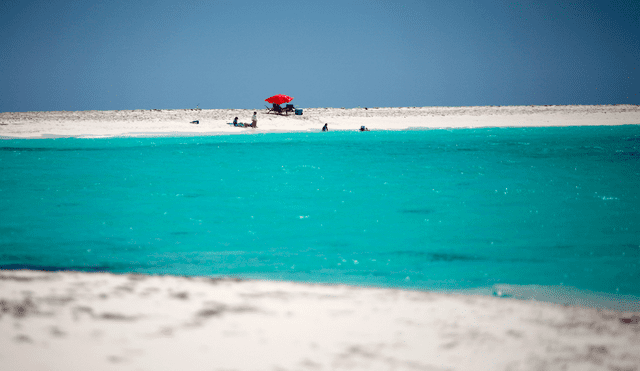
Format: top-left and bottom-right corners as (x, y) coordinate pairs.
(1, 126), (639, 305)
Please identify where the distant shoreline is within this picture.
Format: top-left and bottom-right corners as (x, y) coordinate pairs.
(1, 104), (639, 139)
(3, 103), (639, 114)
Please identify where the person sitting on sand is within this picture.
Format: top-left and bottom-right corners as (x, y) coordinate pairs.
(360, 126), (369, 131)
(322, 123), (328, 132)
(251, 112), (257, 128)
(233, 117), (239, 126)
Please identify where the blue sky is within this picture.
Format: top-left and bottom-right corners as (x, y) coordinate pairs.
(1, 0), (638, 112)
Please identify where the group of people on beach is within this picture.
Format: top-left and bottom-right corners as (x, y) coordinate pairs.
(228, 115), (369, 132)
(232, 112), (258, 128)
(321, 124), (369, 132)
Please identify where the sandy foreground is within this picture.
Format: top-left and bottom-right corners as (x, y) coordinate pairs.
(1, 104), (639, 138)
(0, 270), (639, 371)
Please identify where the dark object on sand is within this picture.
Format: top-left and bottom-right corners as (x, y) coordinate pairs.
(620, 315), (640, 324)
(190, 120), (199, 124)
(266, 103), (296, 116)
(283, 104), (295, 114)
(228, 122), (254, 128)
(266, 104), (284, 115)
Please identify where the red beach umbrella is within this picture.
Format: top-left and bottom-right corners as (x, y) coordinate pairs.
(265, 94), (294, 105)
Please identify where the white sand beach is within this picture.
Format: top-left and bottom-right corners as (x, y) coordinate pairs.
(1, 104), (639, 138)
(1, 270), (639, 371)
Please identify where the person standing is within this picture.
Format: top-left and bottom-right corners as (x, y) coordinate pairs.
(251, 112), (257, 128)
(322, 123), (328, 132)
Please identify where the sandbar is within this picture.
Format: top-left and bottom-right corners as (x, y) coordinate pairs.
(1, 105), (639, 139)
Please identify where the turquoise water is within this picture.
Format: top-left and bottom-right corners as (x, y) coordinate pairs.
(1, 127), (639, 301)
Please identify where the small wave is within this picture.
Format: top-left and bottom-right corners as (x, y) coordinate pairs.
(486, 284), (640, 311)
(599, 196), (619, 201)
(0, 264), (113, 273)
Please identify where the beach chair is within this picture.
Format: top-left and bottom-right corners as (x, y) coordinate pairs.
(265, 104), (284, 115)
(282, 104), (295, 115)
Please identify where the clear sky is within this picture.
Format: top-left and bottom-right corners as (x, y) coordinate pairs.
(1, 0), (638, 112)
